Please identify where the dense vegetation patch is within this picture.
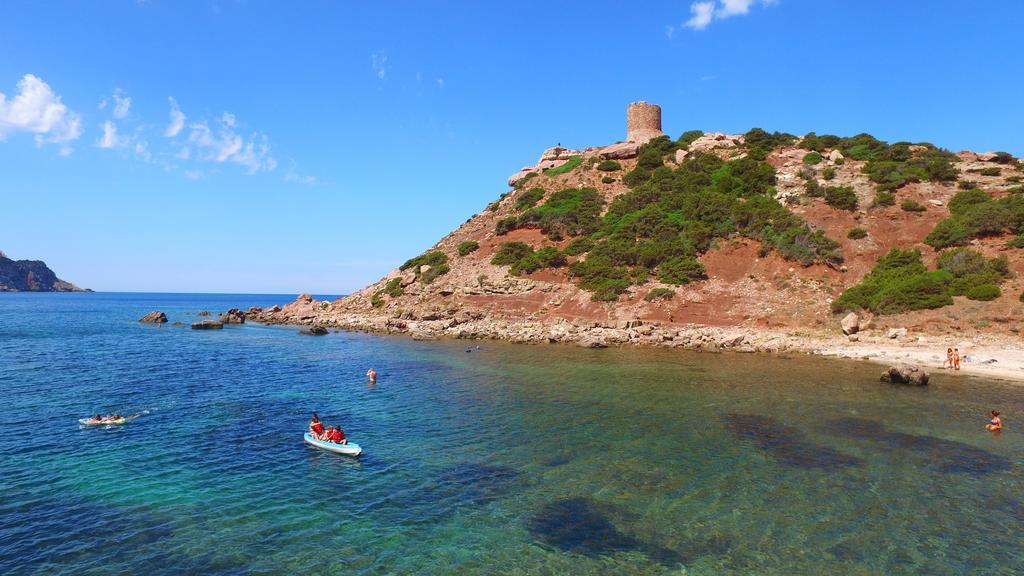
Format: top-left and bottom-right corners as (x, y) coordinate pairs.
(676, 130), (704, 149)
(802, 132), (958, 192)
(824, 186), (858, 211)
(847, 227), (868, 239)
(545, 156), (583, 176)
(873, 192), (895, 207)
(596, 160), (622, 172)
(515, 188), (545, 211)
(494, 187), (603, 241)
(383, 277), (404, 297)
(743, 128), (796, 160)
(924, 189), (1024, 248)
(901, 199), (926, 212)
(803, 151), (823, 165)
(457, 240), (480, 256)
(556, 140), (841, 300)
(601, 176), (615, 184)
(832, 247), (1010, 314)
(399, 251), (450, 284)
(490, 241), (566, 276)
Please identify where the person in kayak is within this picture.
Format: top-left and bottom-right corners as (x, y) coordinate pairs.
(986, 410), (1003, 431)
(330, 425), (347, 444)
(83, 414), (105, 425)
(309, 414), (325, 439)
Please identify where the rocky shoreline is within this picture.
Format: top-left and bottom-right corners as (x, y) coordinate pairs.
(237, 294), (1024, 385)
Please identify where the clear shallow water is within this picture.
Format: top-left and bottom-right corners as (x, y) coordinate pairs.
(1, 292), (1022, 575)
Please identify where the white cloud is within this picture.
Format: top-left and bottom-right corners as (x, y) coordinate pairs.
(97, 120), (125, 149)
(683, 0), (775, 30)
(184, 169), (202, 180)
(164, 97), (185, 137)
(371, 52), (388, 80)
(112, 89), (132, 119)
(685, 2), (715, 30)
(134, 140), (151, 161)
(185, 113), (276, 174)
(284, 160), (316, 185)
(0, 74), (82, 152)
(666, 24), (676, 38)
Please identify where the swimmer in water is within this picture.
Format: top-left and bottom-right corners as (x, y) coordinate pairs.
(986, 410), (1003, 431)
(366, 368), (377, 384)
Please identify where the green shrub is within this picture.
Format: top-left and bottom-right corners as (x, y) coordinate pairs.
(517, 187), (603, 239)
(399, 251), (449, 284)
(978, 167), (1002, 176)
(925, 218), (968, 248)
(744, 128), (796, 160)
(966, 284), (1001, 301)
(677, 130), (704, 149)
(491, 242), (534, 266)
(596, 160), (622, 172)
(457, 240), (480, 256)
(873, 192), (896, 207)
(926, 189), (1024, 248)
(1008, 234), (1024, 248)
(832, 248), (952, 314)
(657, 257), (707, 285)
(545, 156), (583, 176)
(515, 188), (545, 211)
(803, 151), (823, 165)
(601, 176), (615, 184)
(513, 172), (537, 189)
(371, 291), (385, 308)
(959, 179), (979, 190)
(847, 227), (868, 239)
(1005, 176), (1022, 184)
(509, 246), (566, 276)
(644, 287), (676, 301)
(568, 255), (633, 301)
(822, 167), (836, 180)
(834, 156), (845, 166)
(948, 189), (990, 215)
(564, 236), (595, 255)
(383, 277), (404, 297)
(992, 152), (1015, 164)
(824, 186), (858, 211)
(495, 216), (519, 235)
(901, 199), (926, 212)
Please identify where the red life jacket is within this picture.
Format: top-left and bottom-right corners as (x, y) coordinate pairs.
(333, 428), (344, 442)
(312, 422), (324, 435)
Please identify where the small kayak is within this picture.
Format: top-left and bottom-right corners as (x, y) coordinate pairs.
(79, 417), (127, 426)
(304, 433), (362, 457)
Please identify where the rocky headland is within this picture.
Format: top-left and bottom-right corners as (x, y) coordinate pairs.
(242, 103), (1024, 382)
(0, 250), (87, 292)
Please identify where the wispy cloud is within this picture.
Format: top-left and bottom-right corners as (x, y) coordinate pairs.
(665, 24), (676, 38)
(164, 96), (185, 137)
(97, 120), (125, 149)
(683, 0), (776, 31)
(185, 113), (277, 174)
(112, 89), (132, 119)
(371, 51), (388, 80)
(284, 160), (316, 185)
(0, 74), (82, 154)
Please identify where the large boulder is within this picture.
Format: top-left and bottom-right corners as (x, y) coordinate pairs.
(299, 325), (328, 336)
(598, 141), (640, 160)
(578, 335), (608, 349)
(191, 320), (224, 330)
(219, 308), (246, 324)
(880, 363), (930, 386)
(887, 327), (908, 339)
(841, 312), (860, 335)
(139, 311), (167, 324)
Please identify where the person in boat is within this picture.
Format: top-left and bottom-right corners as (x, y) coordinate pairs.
(309, 414), (325, 439)
(322, 425), (336, 441)
(84, 414), (105, 424)
(986, 410), (1003, 431)
(329, 425), (347, 444)
(366, 368), (377, 384)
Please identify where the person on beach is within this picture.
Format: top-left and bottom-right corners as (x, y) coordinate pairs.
(953, 348), (961, 371)
(366, 368), (377, 384)
(309, 414), (324, 438)
(986, 411), (1003, 431)
(944, 348), (953, 369)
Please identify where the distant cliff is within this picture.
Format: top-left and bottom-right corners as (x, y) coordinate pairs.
(0, 251), (87, 292)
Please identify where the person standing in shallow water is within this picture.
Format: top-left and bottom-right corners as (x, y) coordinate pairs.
(986, 411), (1003, 431)
(366, 368), (377, 384)
(953, 348), (961, 371)
(944, 348), (953, 369)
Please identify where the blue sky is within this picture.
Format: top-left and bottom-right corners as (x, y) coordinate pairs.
(1, 0), (1022, 293)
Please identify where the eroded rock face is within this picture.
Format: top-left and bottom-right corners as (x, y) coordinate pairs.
(578, 335), (607, 349)
(300, 325), (328, 336)
(139, 311), (168, 323)
(880, 363), (929, 386)
(191, 320), (224, 330)
(887, 328), (908, 339)
(598, 141), (640, 160)
(841, 312), (860, 335)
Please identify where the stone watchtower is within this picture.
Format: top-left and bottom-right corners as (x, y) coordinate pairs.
(626, 101), (665, 144)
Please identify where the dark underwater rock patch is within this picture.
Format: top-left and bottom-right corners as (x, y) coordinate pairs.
(725, 414), (862, 468)
(826, 417), (1011, 475)
(528, 497), (682, 565)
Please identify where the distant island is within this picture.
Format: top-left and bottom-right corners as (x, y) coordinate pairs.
(0, 250), (87, 292)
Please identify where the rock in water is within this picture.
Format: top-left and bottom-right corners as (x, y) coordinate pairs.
(191, 320), (224, 330)
(299, 325), (328, 336)
(578, 336), (608, 349)
(139, 311), (168, 323)
(218, 308), (246, 324)
(881, 363), (929, 386)
(841, 312), (859, 335)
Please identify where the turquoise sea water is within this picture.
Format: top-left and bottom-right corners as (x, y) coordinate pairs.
(1, 292), (1021, 575)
